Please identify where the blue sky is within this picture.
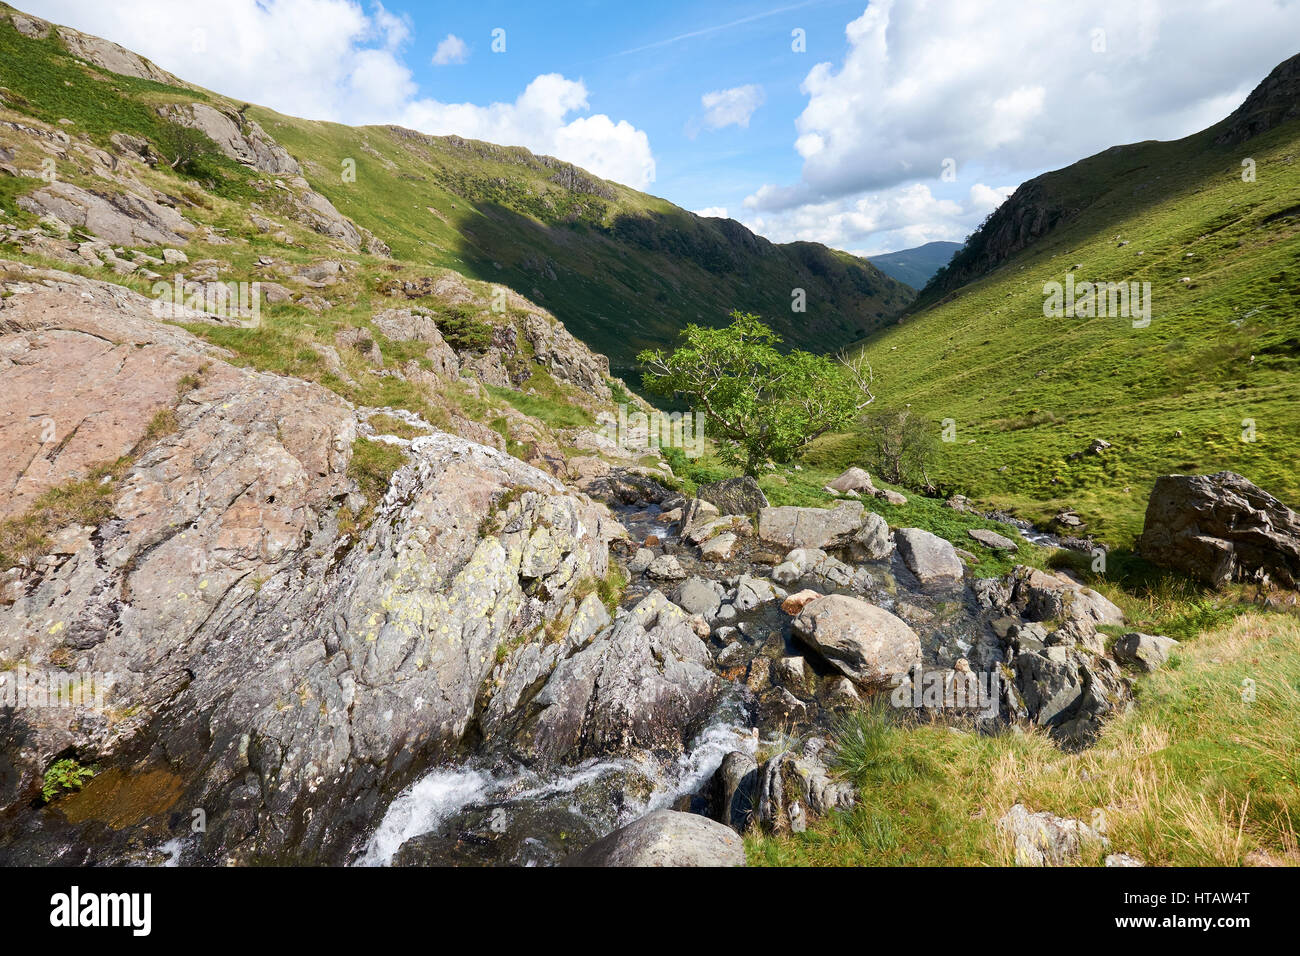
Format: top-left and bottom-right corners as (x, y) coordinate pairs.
(25, 0), (1300, 255)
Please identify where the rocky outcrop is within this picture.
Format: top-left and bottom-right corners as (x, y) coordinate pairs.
(1137, 472), (1300, 588)
(161, 103), (301, 176)
(1113, 632), (1179, 672)
(792, 594), (920, 684)
(17, 181), (195, 246)
(1214, 51), (1300, 147)
(561, 809), (745, 867)
(520, 312), (611, 400)
(514, 591), (720, 766)
(0, 266), (624, 864)
(52, 22), (181, 85)
(1003, 566), (1125, 627)
(756, 738), (855, 834)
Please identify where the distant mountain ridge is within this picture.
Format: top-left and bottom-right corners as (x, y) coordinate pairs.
(867, 241), (961, 289)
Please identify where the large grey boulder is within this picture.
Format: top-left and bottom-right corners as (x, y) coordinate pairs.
(791, 595), (920, 683)
(826, 466), (876, 495)
(1137, 471), (1300, 588)
(758, 501), (866, 551)
(1005, 566), (1125, 627)
(697, 475), (769, 515)
(561, 810), (745, 867)
(517, 591), (720, 765)
(895, 528), (964, 585)
(1013, 645), (1129, 745)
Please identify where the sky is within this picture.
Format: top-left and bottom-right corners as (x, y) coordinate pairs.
(21, 0), (1300, 256)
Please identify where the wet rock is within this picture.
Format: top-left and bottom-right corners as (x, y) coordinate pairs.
(628, 548), (655, 575)
(697, 475), (769, 515)
(895, 528), (964, 585)
(780, 588), (822, 615)
(792, 595), (921, 684)
(773, 656), (809, 694)
(673, 576), (725, 619)
(712, 751), (758, 832)
(998, 803), (1109, 866)
(1113, 632), (1179, 672)
(758, 686), (808, 724)
(732, 574), (780, 612)
(1137, 471), (1300, 588)
(561, 809), (745, 867)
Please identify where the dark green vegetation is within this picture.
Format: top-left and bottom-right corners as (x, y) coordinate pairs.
(640, 312), (876, 475)
(867, 240), (961, 289)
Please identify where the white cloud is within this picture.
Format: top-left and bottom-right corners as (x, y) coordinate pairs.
(700, 84), (765, 130)
(752, 0), (1300, 208)
(741, 0), (1300, 249)
(23, 0), (656, 189)
(741, 183), (1013, 257)
(693, 207), (729, 219)
(431, 33), (468, 66)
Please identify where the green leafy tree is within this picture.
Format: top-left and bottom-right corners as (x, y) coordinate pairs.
(639, 311), (875, 475)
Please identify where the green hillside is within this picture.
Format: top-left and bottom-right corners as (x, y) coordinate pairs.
(826, 61), (1300, 544)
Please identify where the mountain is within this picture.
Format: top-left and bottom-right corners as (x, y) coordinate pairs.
(867, 240), (961, 289)
(830, 51), (1300, 542)
(0, 4), (910, 385)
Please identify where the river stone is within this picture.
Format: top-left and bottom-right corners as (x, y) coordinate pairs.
(646, 554), (687, 580)
(827, 466), (876, 494)
(1137, 471), (1300, 588)
(561, 809), (745, 867)
(697, 475), (769, 515)
(1113, 632), (1179, 672)
(792, 594), (921, 683)
(680, 498), (720, 541)
(896, 528), (964, 585)
(732, 574), (780, 611)
(673, 576), (724, 619)
(758, 501), (865, 551)
(968, 528), (1020, 551)
(849, 512), (892, 561)
(699, 531), (739, 562)
(781, 589), (822, 615)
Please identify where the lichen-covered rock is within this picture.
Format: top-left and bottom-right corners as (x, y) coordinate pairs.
(998, 803), (1109, 866)
(758, 501), (866, 551)
(1113, 632), (1179, 672)
(17, 181), (194, 246)
(1004, 566), (1125, 627)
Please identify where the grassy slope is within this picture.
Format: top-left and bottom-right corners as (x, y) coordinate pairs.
(257, 112), (913, 382)
(833, 120), (1300, 544)
(749, 611), (1300, 866)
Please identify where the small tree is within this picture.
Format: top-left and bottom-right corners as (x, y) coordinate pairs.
(860, 405), (940, 488)
(639, 311), (875, 476)
(155, 123), (210, 175)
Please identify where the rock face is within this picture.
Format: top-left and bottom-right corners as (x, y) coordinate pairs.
(1137, 472), (1300, 588)
(792, 595), (920, 683)
(163, 103), (302, 176)
(895, 528), (964, 585)
(561, 810), (745, 867)
(515, 591), (720, 766)
(697, 476), (769, 515)
(0, 267), (625, 864)
(17, 181), (195, 246)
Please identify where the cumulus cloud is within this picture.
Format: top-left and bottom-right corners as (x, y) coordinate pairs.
(693, 207), (730, 219)
(750, 0), (1300, 212)
(431, 33), (468, 66)
(700, 84), (765, 130)
(741, 183), (1013, 257)
(401, 74), (656, 189)
(24, 0), (656, 189)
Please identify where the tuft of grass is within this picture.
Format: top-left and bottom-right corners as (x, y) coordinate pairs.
(0, 459), (129, 572)
(346, 437), (407, 508)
